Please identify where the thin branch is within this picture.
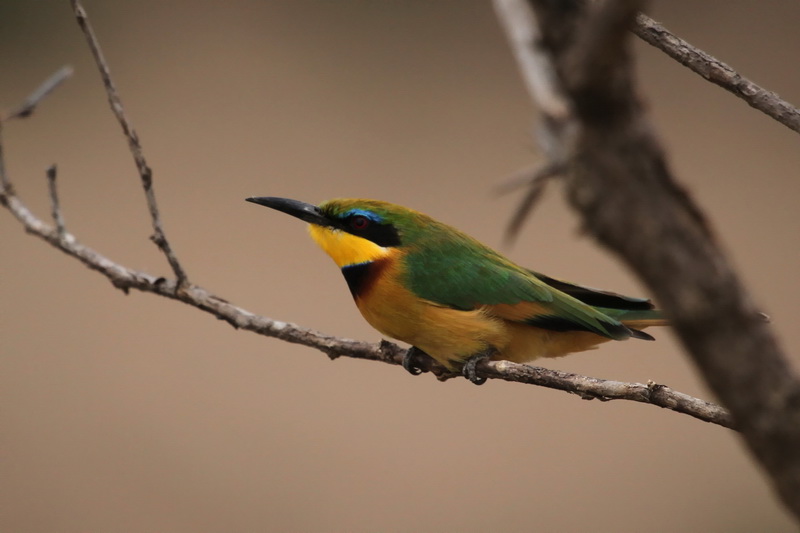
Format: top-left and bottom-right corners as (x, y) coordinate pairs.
(497, 162), (563, 245)
(2, 65), (74, 121)
(0, 65), (73, 195)
(492, 0), (571, 123)
(45, 164), (66, 238)
(496, 0), (800, 520)
(69, 0), (189, 286)
(633, 13), (800, 134)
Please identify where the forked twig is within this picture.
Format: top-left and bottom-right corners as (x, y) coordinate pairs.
(69, 0), (189, 286)
(0, 67), (74, 195)
(496, 161), (564, 245)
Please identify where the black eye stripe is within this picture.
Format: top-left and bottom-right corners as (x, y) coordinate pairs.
(334, 214), (401, 247)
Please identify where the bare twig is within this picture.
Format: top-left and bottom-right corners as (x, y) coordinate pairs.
(3, 65), (74, 121)
(633, 13), (800, 134)
(1, 66), (73, 196)
(498, 162), (563, 245)
(69, 0), (189, 286)
(494, 165), (543, 195)
(495, 0), (800, 520)
(45, 164), (66, 238)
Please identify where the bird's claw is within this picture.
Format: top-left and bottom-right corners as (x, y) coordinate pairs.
(462, 350), (493, 385)
(402, 346), (427, 376)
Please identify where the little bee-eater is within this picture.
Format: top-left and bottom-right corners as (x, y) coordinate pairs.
(247, 197), (666, 384)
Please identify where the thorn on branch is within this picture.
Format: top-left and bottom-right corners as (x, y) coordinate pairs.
(377, 339), (403, 363)
(110, 278), (131, 294)
(141, 167), (153, 189)
(46, 164), (66, 238)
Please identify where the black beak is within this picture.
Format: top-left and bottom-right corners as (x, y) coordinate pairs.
(246, 197), (332, 227)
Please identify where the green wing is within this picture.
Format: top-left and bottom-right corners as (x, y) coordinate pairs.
(402, 234), (639, 340)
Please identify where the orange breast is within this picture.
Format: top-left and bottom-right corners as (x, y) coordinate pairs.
(351, 256), (509, 370)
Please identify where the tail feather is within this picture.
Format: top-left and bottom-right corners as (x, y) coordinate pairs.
(622, 317), (669, 328)
(606, 308), (668, 341)
(602, 307), (668, 325)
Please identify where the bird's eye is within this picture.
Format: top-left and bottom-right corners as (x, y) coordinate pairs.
(350, 215), (370, 231)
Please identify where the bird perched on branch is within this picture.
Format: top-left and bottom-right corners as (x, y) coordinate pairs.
(247, 197), (666, 384)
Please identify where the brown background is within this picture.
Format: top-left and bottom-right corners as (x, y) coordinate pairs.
(2, 1), (799, 531)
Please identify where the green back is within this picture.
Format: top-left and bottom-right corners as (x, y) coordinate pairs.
(397, 213), (635, 340)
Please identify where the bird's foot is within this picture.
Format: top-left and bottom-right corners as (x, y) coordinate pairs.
(462, 349), (496, 385)
(402, 346), (430, 376)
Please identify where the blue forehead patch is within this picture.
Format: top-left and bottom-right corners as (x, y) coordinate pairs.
(341, 209), (384, 223)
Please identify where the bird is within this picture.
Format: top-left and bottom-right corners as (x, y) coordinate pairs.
(246, 196), (667, 384)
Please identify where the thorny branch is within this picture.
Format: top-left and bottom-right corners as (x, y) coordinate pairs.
(493, 0), (799, 521)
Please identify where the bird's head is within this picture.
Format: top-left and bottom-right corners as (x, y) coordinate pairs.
(246, 197), (434, 267)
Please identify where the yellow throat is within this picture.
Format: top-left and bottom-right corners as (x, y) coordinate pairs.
(308, 224), (392, 268)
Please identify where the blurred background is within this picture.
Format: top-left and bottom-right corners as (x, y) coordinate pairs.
(2, 1), (799, 531)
